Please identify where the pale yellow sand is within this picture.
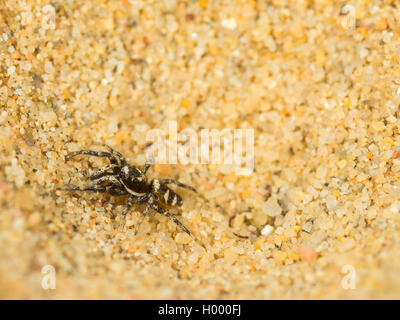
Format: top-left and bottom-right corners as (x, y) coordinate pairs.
(1, 0), (400, 299)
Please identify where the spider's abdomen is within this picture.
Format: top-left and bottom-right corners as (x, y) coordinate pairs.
(162, 188), (183, 206)
(152, 179), (183, 207)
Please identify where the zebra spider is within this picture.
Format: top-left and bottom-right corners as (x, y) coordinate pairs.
(58, 145), (205, 249)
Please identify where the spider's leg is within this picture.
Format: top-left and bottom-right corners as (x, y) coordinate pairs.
(102, 185), (128, 219)
(102, 144), (126, 166)
(89, 164), (119, 180)
(149, 202), (206, 250)
(65, 150), (119, 165)
(159, 179), (197, 193)
(134, 205), (150, 235)
(58, 176), (121, 194)
(136, 194), (151, 204)
(105, 182), (128, 196)
(122, 195), (135, 216)
(141, 162), (152, 174)
(91, 174), (121, 186)
(119, 194), (151, 232)
(142, 153), (155, 174)
(132, 194), (151, 234)
(57, 184), (107, 192)
(107, 187), (128, 196)
(118, 195), (136, 230)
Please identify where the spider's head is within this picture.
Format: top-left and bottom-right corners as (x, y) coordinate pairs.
(120, 165), (144, 183)
(120, 166), (130, 179)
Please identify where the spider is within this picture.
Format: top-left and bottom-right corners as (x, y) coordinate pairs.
(57, 145), (205, 249)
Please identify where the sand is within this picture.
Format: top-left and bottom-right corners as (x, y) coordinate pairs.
(1, 0), (400, 299)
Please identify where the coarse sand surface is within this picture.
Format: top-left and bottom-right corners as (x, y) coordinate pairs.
(1, 0), (400, 299)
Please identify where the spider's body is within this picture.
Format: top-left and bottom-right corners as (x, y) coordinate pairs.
(58, 145), (204, 249)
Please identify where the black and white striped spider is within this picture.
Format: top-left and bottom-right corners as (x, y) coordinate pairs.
(58, 145), (205, 249)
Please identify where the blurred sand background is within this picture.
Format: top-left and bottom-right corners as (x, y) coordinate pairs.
(1, 0), (400, 299)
